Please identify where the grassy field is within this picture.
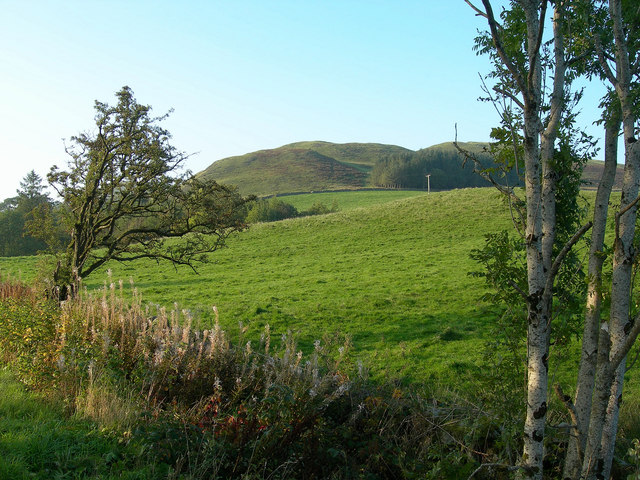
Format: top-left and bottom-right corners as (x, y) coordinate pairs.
(4, 187), (640, 479)
(0, 188), (512, 384)
(281, 189), (428, 212)
(1, 187), (637, 392)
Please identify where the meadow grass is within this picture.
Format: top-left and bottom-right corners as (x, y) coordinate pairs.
(281, 189), (428, 212)
(0, 368), (166, 480)
(1, 188), (637, 395)
(1, 188), (509, 384)
(2, 187), (640, 477)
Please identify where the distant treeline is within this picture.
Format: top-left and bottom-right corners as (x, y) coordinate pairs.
(370, 148), (522, 190)
(0, 171), (68, 257)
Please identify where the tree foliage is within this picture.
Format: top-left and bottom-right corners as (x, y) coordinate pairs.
(46, 87), (251, 294)
(370, 148), (523, 190)
(0, 171), (59, 257)
(467, 1), (640, 479)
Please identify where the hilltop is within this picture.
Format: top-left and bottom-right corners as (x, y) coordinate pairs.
(197, 141), (411, 195)
(197, 140), (623, 195)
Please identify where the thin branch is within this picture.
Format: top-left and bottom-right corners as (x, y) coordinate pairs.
(453, 124), (526, 234)
(617, 194), (640, 219)
(464, 0), (488, 18)
(553, 384), (582, 449)
(545, 221), (594, 296)
(609, 313), (640, 374)
(480, 0), (529, 98)
(594, 33), (618, 87)
(526, 0), (548, 95)
(615, 194), (640, 241)
(509, 278), (529, 301)
(493, 86), (525, 110)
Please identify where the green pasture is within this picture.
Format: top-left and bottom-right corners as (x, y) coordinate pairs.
(281, 189), (428, 212)
(0, 188), (510, 383)
(3, 188), (637, 393)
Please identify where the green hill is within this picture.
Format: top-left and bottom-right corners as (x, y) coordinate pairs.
(198, 140), (622, 195)
(0, 189), (512, 383)
(197, 141), (412, 195)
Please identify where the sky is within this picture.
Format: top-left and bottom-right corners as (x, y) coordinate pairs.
(0, 1), (608, 201)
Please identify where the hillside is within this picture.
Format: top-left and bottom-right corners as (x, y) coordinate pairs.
(1, 187), (638, 390)
(0, 189), (505, 383)
(197, 141), (411, 195)
(582, 159), (625, 190)
(198, 140), (622, 195)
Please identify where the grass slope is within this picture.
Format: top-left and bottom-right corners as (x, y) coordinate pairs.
(3, 189), (637, 394)
(197, 141), (412, 195)
(1, 189), (511, 383)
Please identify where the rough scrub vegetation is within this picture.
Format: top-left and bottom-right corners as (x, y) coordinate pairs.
(0, 276), (537, 479)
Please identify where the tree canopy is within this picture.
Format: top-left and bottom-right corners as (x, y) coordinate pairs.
(467, 1), (640, 479)
(0, 170), (56, 257)
(46, 87), (251, 296)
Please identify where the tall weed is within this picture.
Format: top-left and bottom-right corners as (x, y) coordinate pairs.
(0, 275), (504, 478)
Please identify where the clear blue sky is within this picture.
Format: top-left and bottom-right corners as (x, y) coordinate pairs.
(1, 1), (607, 200)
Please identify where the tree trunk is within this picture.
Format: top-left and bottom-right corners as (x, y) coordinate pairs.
(581, 2), (640, 477)
(518, 4), (568, 478)
(562, 119), (619, 480)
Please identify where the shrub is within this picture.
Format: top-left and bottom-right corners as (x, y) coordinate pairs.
(246, 197), (298, 223)
(300, 200), (339, 217)
(0, 276), (513, 478)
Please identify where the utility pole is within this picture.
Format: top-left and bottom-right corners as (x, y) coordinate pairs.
(426, 174), (431, 193)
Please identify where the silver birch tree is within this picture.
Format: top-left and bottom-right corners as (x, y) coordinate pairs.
(467, 1), (577, 478)
(578, 1), (640, 478)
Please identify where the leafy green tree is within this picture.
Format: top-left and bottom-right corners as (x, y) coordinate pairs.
(46, 86), (251, 297)
(467, 1), (640, 478)
(0, 171), (52, 257)
(246, 197), (298, 223)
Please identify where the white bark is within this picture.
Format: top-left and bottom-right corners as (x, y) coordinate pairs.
(475, 2), (570, 478)
(562, 119), (618, 480)
(581, 2), (640, 478)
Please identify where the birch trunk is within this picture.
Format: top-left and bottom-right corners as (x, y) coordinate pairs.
(519, 3), (566, 478)
(474, 2), (573, 477)
(598, 106), (640, 480)
(562, 120), (618, 480)
(581, 1), (640, 477)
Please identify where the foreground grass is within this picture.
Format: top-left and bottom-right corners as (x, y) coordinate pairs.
(0, 368), (163, 480)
